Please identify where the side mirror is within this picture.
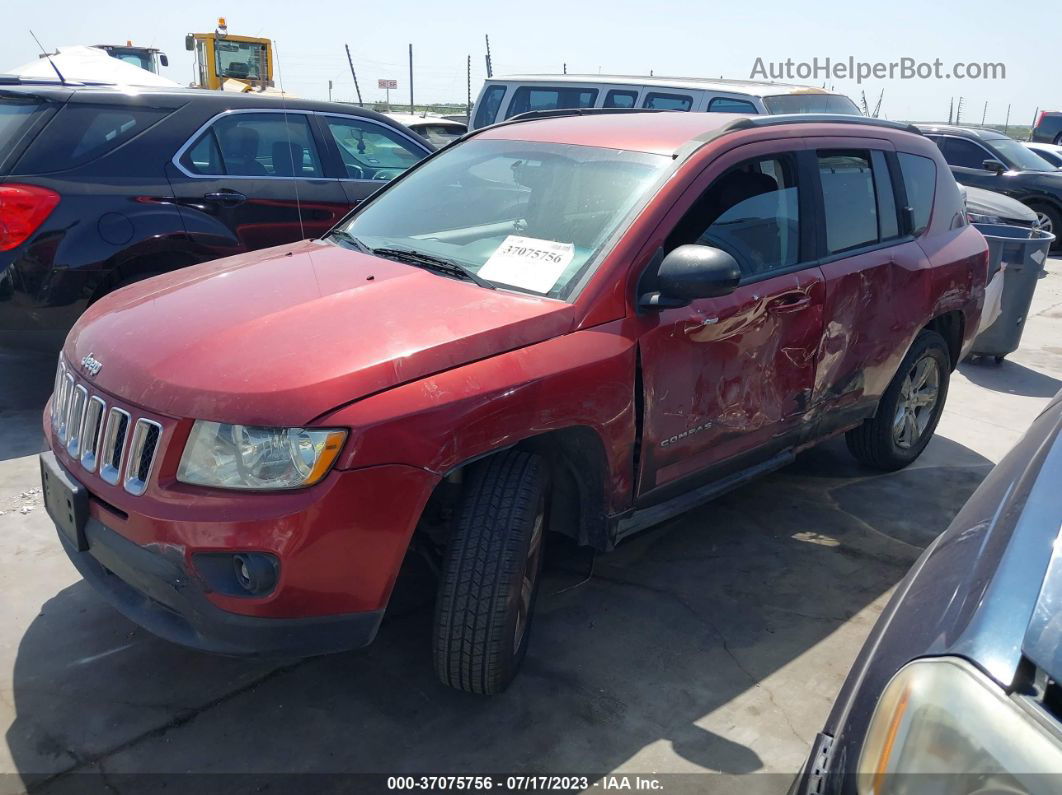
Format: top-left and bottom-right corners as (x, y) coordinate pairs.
(983, 159), (1006, 175)
(184, 34), (195, 51)
(159, 53), (169, 67)
(640, 244), (741, 309)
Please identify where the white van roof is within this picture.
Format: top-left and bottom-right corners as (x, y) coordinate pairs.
(485, 74), (839, 98)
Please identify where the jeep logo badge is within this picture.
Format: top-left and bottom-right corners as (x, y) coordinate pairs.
(81, 353), (103, 377)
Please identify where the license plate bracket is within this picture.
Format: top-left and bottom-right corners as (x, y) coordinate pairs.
(40, 452), (89, 551)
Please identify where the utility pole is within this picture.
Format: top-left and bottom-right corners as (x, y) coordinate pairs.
(344, 44), (362, 106)
(484, 34), (493, 78)
(408, 44), (414, 114)
(1004, 103), (1011, 134)
(948, 97), (953, 124)
(466, 54), (472, 119)
(563, 62), (567, 75)
(956, 96), (965, 125)
(872, 89), (884, 119)
(981, 101), (988, 126)
(328, 79), (332, 102)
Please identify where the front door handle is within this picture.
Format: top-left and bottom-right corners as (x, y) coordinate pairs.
(203, 190), (247, 206)
(767, 292), (812, 314)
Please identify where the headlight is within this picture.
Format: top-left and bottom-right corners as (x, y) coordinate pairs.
(177, 421), (347, 490)
(859, 657), (1062, 794)
(967, 211), (1004, 225)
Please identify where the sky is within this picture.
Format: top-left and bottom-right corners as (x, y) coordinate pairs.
(5, 0), (1060, 124)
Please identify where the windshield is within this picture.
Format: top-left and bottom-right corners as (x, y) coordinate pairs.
(215, 40), (267, 81)
(337, 139), (670, 299)
(989, 137), (1057, 172)
(763, 94), (861, 115)
(109, 49), (154, 72)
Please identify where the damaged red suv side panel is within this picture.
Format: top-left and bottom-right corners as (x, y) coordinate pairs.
(41, 111), (987, 693)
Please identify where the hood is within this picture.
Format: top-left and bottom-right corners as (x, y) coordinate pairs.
(962, 185), (1039, 224)
(932, 393), (1062, 686)
(66, 240), (577, 425)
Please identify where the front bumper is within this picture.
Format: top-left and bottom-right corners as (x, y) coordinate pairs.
(41, 410), (441, 654)
(56, 506), (385, 656)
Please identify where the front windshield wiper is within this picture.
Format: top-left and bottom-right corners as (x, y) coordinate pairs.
(371, 247), (496, 290)
(325, 229), (373, 255)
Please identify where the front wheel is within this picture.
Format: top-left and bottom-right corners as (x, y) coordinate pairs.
(433, 450), (548, 694)
(1028, 203), (1060, 250)
(846, 330), (950, 471)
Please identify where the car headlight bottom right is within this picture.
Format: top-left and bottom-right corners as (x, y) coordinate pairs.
(858, 657), (1062, 794)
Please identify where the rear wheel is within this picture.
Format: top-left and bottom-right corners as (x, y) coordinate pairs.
(433, 450), (548, 694)
(846, 330), (950, 471)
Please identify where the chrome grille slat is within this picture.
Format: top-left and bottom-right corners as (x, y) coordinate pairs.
(65, 385), (88, 458)
(80, 396), (106, 472)
(99, 408), (131, 486)
(56, 372), (74, 442)
(50, 359), (163, 495)
(51, 357), (65, 433)
(123, 419), (162, 496)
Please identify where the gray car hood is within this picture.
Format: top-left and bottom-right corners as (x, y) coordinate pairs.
(962, 184), (1039, 224)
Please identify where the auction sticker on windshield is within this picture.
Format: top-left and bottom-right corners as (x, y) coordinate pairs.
(479, 236), (575, 293)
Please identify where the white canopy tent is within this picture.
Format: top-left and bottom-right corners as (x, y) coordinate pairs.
(5, 46), (181, 87)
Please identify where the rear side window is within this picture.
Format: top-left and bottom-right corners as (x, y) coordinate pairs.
(504, 86), (599, 119)
(472, 85), (506, 128)
(708, 97), (757, 113)
(15, 103), (169, 173)
(643, 92), (693, 111)
(604, 90), (638, 109)
(180, 113), (323, 177)
(897, 153), (937, 236)
(0, 95), (50, 172)
(818, 151), (880, 253)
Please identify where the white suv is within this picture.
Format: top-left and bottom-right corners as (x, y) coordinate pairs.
(470, 74), (861, 129)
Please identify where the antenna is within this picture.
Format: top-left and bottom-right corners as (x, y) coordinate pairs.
(273, 42), (306, 241)
(29, 29), (67, 84)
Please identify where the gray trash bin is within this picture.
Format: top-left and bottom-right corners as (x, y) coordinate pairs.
(969, 223), (1055, 362)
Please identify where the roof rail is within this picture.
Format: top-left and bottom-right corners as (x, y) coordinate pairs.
(722, 113), (921, 135)
(0, 74), (84, 86)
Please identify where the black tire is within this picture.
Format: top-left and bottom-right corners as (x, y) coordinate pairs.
(433, 450), (548, 694)
(846, 330), (951, 471)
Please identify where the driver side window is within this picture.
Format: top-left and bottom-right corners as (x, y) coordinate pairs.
(666, 154), (801, 278)
(324, 117), (427, 181)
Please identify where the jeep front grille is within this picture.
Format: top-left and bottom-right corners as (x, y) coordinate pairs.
(50, 358), (164, 496)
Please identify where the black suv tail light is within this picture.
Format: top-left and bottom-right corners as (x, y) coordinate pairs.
(0, 184), (60, 251)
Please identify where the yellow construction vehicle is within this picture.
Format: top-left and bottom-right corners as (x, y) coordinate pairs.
(184, 18), (273, 91)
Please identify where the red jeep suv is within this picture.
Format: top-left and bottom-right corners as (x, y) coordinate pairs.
(40, 110), (987, 694)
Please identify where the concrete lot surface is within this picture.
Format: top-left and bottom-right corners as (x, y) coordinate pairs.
(1, 257), (1060, 793)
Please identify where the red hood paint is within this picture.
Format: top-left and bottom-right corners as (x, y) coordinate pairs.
(65, 240), (576, 425)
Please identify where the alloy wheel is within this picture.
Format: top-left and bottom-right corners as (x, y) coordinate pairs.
(1036, 211), (1054, 235)
(513, 503), (545, 654)
(893, 355), (941, 449)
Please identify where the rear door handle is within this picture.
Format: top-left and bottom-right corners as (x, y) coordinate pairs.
(767, 292), (812, 314)
(203, 191), (247, 206)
